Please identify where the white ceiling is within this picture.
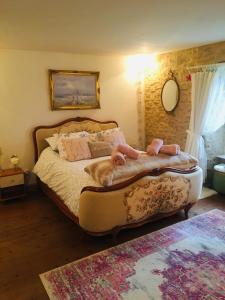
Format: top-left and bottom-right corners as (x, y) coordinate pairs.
(1, 0), (225, 55)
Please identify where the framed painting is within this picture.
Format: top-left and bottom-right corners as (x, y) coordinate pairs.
(49, 70), (100, 110)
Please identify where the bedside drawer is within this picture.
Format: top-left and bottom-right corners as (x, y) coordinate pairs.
(0, 174), (24, 188)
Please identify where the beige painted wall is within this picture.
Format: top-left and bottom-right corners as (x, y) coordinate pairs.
(145, 41), (225, 149)
(0, 49), (138, 172)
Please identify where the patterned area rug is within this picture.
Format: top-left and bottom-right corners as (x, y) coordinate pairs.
(40, 209), (225, 300)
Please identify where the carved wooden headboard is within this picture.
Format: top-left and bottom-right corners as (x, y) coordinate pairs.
(33, 117), (118, 162)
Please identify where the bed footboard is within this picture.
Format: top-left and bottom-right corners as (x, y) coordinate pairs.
(79, 167), (203, 234)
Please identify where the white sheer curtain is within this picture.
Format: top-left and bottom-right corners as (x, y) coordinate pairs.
(185, 67), (225, 179)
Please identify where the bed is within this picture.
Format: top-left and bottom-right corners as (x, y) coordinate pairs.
(33, 117), (203, 237)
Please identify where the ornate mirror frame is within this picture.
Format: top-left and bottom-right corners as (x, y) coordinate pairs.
(161, 70), (180, 113)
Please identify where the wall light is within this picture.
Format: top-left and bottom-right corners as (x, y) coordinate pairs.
(125, 53), (159, 83)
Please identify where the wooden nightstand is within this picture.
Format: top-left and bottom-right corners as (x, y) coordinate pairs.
(0, 168), (26, 201)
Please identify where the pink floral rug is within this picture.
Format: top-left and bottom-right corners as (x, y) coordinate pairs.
(40, 209), (225, 300)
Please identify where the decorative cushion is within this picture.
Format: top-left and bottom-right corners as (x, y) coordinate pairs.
(88, 132), (99, 143)
(88, 141), (113, 158)
(98, 127), (121, 136)
(45, 131), (89, 151)
(102, 131), (126, 146)
(58, 136), (91, 161)
(97, 127), (126, 147)
(87, 128), (126, 146)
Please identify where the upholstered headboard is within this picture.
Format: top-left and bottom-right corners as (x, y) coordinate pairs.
(33, 117), (118, 162)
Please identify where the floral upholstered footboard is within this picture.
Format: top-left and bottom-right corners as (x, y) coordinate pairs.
(79, 167), (203, 235)
(124, 176), (191, 223)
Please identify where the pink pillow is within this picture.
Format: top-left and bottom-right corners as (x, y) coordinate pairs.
(103, 131), (126, 147)
(58, 136), (91, 161)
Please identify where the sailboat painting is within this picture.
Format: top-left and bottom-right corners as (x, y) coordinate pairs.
(49, 70), (100, 110)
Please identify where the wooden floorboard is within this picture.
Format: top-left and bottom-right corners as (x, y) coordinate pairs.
(0, 191), (225, 300)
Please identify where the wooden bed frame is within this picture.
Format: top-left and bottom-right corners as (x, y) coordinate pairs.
(33, 117), (202, 238)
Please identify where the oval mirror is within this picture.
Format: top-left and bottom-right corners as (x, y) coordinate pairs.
(161, 78), (179, 112)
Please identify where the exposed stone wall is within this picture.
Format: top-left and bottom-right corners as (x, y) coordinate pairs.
(145, 41), (225, 150)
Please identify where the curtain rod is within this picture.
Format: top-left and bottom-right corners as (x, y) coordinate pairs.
(187, 62), (225, 71)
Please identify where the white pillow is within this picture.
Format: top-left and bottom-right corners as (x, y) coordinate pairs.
(45, 133), (59, 151)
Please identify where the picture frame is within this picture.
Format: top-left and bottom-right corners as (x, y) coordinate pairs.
(49, 70), (100, 110)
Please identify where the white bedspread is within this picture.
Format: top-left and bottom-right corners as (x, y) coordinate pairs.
(33, 147), (107, 217)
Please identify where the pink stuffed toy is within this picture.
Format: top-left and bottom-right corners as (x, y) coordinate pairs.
(160, 144), (180, 156)
(146, 138), (163, 156)
(117, 144), (140, 160)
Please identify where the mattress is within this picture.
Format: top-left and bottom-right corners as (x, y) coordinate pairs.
(33, 147), (106, 217)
